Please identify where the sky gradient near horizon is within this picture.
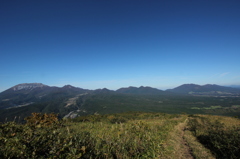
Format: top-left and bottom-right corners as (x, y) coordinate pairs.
(1, 0), (240, 92)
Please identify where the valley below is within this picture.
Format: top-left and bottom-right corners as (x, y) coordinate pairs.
(0, 83), (240, 158)
(0, 83), (240, 122)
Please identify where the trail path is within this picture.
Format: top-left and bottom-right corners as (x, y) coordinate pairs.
(168, 118), (215, 159)
(171, 119), (194, 159)
(179, 120), (194, 159)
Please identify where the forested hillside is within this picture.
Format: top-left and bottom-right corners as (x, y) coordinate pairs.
(1, 83), (240, 122)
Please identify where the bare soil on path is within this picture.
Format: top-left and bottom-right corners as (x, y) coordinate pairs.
(166, 118), (215, 159)
(169, 119), (194, 159)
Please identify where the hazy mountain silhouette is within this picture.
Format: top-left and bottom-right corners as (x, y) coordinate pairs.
(166, 84), (240, 95)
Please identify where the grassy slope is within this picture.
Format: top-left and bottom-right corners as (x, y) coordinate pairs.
(187, 114), (240, 159)
(1, 112), (240, 158)
(69, 113), (189, 158)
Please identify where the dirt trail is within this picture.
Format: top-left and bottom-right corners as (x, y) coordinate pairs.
(167, 118), (194, 159)
(177, 119), (194, 159)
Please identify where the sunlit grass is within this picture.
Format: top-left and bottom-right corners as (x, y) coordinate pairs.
(188, 114), (240, 159)
(1, 112), (239, 158)
(69, 114), (187, 158)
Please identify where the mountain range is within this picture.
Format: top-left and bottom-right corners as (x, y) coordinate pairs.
(166, 84), (240, 95)
(0, 83), (240, 122)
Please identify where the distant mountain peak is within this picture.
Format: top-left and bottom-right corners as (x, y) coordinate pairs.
(179, 83), (200, 87)
(167, 83), (240, 96)
(116, 86), (163, 95)
(93, 88), (113, 94)
(12, 83), (48, 91)
(62, 85), (76, 89)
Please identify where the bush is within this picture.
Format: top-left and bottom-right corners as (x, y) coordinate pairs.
(24, 113), (59, 128)
(0, 113), (92, 158)
(199, 122), (240, 159)
(108, 116), (127, 124)
(188, 116), (240, 159)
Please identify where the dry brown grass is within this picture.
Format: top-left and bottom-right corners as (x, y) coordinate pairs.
(195, 114), (240, 128)
(184, 130), (215, 159)
(187, 114), (240, 159)
(166, 117), (216, 159)
(165, 118), (194, 159)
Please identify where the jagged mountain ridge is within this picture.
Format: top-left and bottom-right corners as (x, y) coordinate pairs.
(1, 82), (239, 111)
(116, 86), (165, 95)
(0, 83), (170, 110)
(1, 83), (240, 105)
(0, 83), (240, 122)
(0, 83), (91, 109)
(11, 83), (47, 91)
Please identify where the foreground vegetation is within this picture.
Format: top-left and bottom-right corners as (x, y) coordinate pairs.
(187, 114), (240, 159)
(0, 112), (240, 158)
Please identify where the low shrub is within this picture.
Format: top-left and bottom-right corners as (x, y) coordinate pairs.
(188, 116), (240, 159)
(0, 113), (93, 158)
(109, 116), (127, 124)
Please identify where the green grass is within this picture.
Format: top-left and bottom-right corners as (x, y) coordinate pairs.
(191, 105), (222, 110)
(187, 115), (240, 159)
(1, 112), (240, 158)
(0, 112), (186, 158)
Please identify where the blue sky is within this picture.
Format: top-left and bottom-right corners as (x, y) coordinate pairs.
(1, 0), (240, 92)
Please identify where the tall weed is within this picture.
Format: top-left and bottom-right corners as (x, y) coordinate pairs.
(188, 115), (240, 159)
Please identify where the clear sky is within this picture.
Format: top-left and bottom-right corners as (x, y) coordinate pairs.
(1, 0), (240, 92)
